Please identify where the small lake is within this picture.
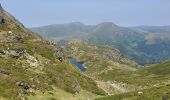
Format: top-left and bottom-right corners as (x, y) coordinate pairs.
(70, 58), (87, 72)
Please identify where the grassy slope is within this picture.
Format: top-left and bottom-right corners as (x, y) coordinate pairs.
(28, 86), (103, 100)
(95, 85), (170, 100)
(95, 61), (170, 100)
(64, 40), (170, 99)
(64, 40), (140, 93)
(0, 28), (105, 100)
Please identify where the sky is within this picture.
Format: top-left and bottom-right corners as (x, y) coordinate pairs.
(1, 0), (170, 27)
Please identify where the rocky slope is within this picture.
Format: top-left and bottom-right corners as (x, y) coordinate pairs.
(0, 4), (105, 100)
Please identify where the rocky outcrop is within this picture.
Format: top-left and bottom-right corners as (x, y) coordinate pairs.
(2, 48), (26, 58)
(25, 54), (39, 67)
(53, 47), (65, 62)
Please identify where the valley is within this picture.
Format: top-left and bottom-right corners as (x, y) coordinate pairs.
(62, 40), (170, 99)
(0, 2), (170, 100)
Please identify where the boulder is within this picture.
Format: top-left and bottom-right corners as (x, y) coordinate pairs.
(3, 48), (25, 58)
(74, 84), (81, 93)
(25, 54), (39, 67)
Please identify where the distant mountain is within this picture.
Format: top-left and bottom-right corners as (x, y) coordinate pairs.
(31, 22), (89, 41)
(31, 22), (170, 64)
(131, 25), (170, 33)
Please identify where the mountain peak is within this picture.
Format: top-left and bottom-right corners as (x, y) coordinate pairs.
(97, 22), (119, 28)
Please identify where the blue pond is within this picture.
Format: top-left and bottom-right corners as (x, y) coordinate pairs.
(70, 58), (87, 72)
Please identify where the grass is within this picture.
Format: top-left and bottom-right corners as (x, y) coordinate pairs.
(95, 84), (170, 100)
(28, 86), (103, 100)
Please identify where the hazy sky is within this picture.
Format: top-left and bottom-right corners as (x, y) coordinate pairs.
(1, 0), (170, 27)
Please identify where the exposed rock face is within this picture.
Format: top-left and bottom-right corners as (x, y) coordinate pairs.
(53, 47), (65, 62)
(25, 54), (39, 67)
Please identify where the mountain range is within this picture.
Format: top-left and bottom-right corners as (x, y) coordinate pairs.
(31, 22), (170, 64)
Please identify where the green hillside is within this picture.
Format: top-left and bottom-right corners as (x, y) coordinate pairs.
(95, 61), (170, 100)
(0, 5), (105, 100)
(62, 40), (170, 99)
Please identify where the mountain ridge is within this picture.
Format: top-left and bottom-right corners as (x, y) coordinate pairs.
(30, 22), (170, 64)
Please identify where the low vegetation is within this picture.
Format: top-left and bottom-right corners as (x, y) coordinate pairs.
(64, 40), (170, 99)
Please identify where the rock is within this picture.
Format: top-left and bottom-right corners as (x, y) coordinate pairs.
(138, 91), (143, 95)
(71, 81), (81, 94)
(16, 81), (30, 90)
(31, 85), (36, 88)
(56, 52), (65, 62)
(28, 88), (34, 93)
(16, 81), (24, 87)
(53, 47), (66, 62)
(16, 82), (20, 86)
(26, 55), (37, 63)
(8, 31), (12, 34)
(74, 84), (81, 93)
(24, 85), (29, 90)
(3, 49), (25, 58)
(57, 56), (64, 62)
(25, 54), (39, 67)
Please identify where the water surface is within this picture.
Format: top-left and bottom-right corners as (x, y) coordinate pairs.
(71, 58), (87, 72)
